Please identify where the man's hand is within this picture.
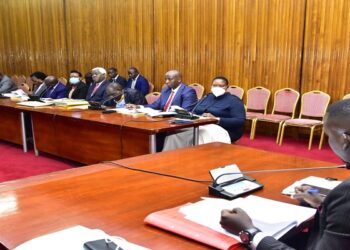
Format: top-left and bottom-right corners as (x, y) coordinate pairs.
(292, 185), (324, 208)
(202, 112), (216, 118)
(220, 208), (254, 235)
(126, 104), (139, 109)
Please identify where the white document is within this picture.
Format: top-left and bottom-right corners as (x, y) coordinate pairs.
(137, 107), (176, 117)
(14, 225), (149, 250)
(282, 176), (341, 195)
(180, 195), (316, 241)
(17, 101), (53, 107)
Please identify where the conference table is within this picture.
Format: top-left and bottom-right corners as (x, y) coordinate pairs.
(0, 99), (216, 164)
(0, 143), (348, 250)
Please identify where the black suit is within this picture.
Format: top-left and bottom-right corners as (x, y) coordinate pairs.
(257, 177), (350, 250)
(109, 75), (127, 88)
(86, 80), (110, 103)
(66, 82), (88, 99)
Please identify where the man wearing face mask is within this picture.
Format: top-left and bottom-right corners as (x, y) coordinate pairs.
(162, 76), (245, 151)
(220, 99), (350, 250)
(66, 70), (88, 99)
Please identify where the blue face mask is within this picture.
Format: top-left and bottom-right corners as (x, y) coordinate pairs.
(69, 77), (80, 84)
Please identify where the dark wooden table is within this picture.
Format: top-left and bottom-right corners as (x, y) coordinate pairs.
(0, 99), (216, 164)
(0, 143), (347, 249)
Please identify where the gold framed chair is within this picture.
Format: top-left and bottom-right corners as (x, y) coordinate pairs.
(250, 88), (300, 143)
(189, 83), (205, 99)
(145, 92), (161, 104)
(227, 85), (244, 99)
(279, 90), (330, 150)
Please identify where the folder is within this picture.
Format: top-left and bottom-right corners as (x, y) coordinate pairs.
(144, 204), (241, 250)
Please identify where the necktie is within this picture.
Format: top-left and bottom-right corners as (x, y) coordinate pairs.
(163, 91), (175, 111)
(91, 83), (100, 96)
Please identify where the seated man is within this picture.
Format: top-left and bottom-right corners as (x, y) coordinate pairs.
(66, 70), (88, 99)
(107, 67), (127, 88)
(127, 70), (198, 111)
(104, 82), (146, 108)
(28, 71), (48, 97)
(86, 67), (110, 103)
(42, 76), (67, 99)
(0, 73), (17, 94)
(162, 76), (245, 151)
(220, 99), (350, 250)
(126, 67), (149, 96)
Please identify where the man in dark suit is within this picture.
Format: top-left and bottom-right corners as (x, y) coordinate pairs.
(126, 70), (198, 111)
(66, 70), (88, 99)
(29, 71), (48, 97)
(104, 82), (146, 108)
(0, 73), (17, 94)
(126, 67), (149, 96)
(42, 76), (66, 99)
(86, 67), (110, 103)
(220, 99), (350, 250)
(107, 67), (127, 88)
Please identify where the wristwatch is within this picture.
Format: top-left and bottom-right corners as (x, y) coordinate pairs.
(239, 227), (261, 245)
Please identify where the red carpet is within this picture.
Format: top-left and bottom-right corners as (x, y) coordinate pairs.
(0, 133), (342, 183)
(237, 133), (342, 164)
(0, 141), (80, 183)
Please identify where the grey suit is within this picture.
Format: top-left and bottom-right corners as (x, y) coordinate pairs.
(0, 75), (17, 94)
(32, 83), (47, 97)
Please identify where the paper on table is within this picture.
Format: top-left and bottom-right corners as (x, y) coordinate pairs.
(180, 195), (316, 240)
(17, 101), (53, 107)
(14, 225), (149, 250)
(282, 176), (341, 195)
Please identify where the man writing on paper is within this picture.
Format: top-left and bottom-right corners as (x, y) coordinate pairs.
(220, 99), (350, 249)
(126, 70), (198, 111)
(162, 76), (245, 151)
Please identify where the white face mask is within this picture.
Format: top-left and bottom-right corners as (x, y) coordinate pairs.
(211, 86), (226, 97)
(69, 77), (80, 84)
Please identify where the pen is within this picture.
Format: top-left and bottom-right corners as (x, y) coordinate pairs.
(307, 188), (319, 194)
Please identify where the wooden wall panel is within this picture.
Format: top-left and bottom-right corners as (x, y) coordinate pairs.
(65, 0), (154, 80)
(153, 0), (222, 90)
(0, 0), (67, 76)
(302, 0), (350, 101)
(221, 0), (306, 99)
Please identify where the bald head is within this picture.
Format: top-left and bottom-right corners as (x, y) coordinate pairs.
(106, 82), (123, 101)
(44, 76), (58, 88)
(165, 70), (182, 89)
(324, 99), (350, 165)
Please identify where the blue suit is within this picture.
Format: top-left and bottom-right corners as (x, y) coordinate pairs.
(195, 93), (246, 142)
(86, 80), (110, 103)
(43, 82), (67, 99)
(147, 83), (198, 111)
(126, 75), (149, 96)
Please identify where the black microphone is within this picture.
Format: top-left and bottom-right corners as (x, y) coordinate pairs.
(190, 94), (208, 119)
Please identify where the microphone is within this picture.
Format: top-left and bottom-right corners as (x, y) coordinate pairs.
(190, 94), (208, 119)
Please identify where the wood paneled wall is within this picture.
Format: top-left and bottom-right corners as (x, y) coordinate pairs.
(0, 0), (349, 104)
(301, 0), (350, 101)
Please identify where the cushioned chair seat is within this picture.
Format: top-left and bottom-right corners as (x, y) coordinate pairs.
(246, 112), (264, 119)
(284, 118), (322, 126)
(258, 114), (291, 122)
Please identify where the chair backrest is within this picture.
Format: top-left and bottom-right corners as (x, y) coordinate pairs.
(343, 93), (350, 100)
(148, 82), (154, 93)
(59, 77), (67, 85)
(227, 85), (244, 99)
(299, 91), (330, 118)
(189, 83), (205, 99)
(18, 75), (27, 84)
(11, 75), (19, 84)
(246, 86), (271, 114)
(272, 88), (300, 118)
(145, 92), (161, 104)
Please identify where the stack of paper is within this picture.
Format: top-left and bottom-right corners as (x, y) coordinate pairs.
(17, 101), (53, 107)
(53, 99), (89, 107)
(180, 196), (316, 240)
(282, 176), (341, 196)
(145, 195), (316, 250)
